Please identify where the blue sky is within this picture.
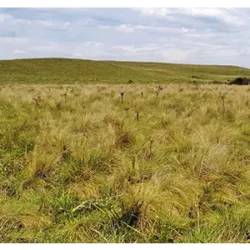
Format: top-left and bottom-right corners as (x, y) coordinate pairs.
(0, 8), (250, 67)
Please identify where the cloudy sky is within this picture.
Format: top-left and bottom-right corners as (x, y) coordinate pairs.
(0, 8), (250, 67)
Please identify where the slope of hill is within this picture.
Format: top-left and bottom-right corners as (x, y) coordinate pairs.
(1, 58), (250, 84)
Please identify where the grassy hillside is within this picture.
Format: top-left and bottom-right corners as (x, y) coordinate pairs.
(2, 83), (250, 242)
(1, 58), (250, 84)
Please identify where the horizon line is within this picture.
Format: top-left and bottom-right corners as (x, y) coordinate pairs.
(1, 56), (249, 69)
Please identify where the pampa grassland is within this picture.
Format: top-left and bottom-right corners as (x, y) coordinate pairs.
(1, 59), (250, 243)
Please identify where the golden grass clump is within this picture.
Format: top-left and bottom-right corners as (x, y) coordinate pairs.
(1, 83), (250, 242)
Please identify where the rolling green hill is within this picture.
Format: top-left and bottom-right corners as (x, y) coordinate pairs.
(1, 58), (250, 84)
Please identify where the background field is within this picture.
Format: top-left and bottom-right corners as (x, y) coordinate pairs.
(1, 58), (250, 84)
(1, 81), (250, 242)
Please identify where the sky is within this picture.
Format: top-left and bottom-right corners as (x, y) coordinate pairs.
(0, 8), (250, 67)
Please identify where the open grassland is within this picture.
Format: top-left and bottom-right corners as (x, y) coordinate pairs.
(2, 83), (250, 242)
(1, 58), (250, 84)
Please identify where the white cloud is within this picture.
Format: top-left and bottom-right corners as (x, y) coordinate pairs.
(184, 8), (245, 25)
(139, 8), (170, 16)
(113, 44), (159, 53)
(0, 8), (250, 67)
(184, 8), (225, 18)
(81, 41), (103, 47)
(116, 24), (134, 33)
(0, 13), (12, 23)
(161, 48), (190, 62)
(14, 49), (30, 55)
(137, 8), (247, 26)
(0, 37), (29, 44)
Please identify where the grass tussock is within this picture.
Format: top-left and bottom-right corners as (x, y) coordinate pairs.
(1, 83), (250, 242)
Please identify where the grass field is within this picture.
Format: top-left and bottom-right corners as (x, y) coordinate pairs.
(2, 80), (250, 242)
(1, 58), (250, 84)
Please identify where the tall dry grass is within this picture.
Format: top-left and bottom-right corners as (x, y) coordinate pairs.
(1, 83), (250, 242)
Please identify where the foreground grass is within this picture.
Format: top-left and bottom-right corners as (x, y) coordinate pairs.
(1, 83), (250, 242)
(1, 58), (250, 84)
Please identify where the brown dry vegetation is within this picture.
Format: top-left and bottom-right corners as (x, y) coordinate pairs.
(1, 83), (250, 242)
